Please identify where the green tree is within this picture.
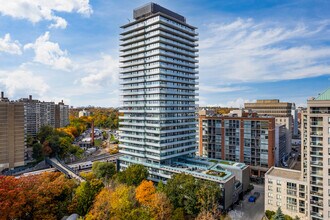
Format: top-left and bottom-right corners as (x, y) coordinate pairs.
(272, 207), (285, 220)
(32, 142), (43, 161)
(172, 208), (185, 220)
(196, 180), (222, 213)
(37, 125), (54, 143)
(164, 173), (200, 215)
(127, 207), (152, 220)
(71, 179), (104, 216)
(157, 180), (165, 192)
(92, 162), (116, 180)
(116, 164), (148, 186)
(265, 210), (276, 219)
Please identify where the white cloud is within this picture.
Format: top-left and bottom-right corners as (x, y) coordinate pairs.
(205, 98), (256, 108)
(0, 0), (92, 29)
(24, 32), (72, 71)
(0, 69), (49, 97)
(199, 18), (330, 83)
(0, 33), (21, 55)
(199, 84), (249, 93)
(78, 54), (119, 88)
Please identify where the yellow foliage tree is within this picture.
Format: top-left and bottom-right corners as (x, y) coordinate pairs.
(109, 184), (137, 219)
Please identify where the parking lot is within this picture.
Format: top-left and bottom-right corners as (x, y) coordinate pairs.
(228, 184), (265, 220)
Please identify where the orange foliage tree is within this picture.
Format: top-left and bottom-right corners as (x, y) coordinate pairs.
(135, 180), (156, 206)
(0, 172), (76, 219)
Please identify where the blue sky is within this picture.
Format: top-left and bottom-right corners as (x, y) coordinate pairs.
(0, 0), (329, 107)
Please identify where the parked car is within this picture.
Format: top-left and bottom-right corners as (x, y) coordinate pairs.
(248, 192), (260, 203)
(248, 195), (256, 203)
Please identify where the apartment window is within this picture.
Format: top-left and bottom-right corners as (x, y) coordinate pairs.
(268, 193), (273, 198)
(268, 199), (273, 205)
(328, 117), (330, 124)
(276, 201), (281, 207)
(287, 197), (297, 211)
(268, 185), (273, 191)
(277, 180), (281, 186)
(276, 194), (281, 199)
(277, 187), (281, 193)
(328, 137), (330, 144)
(329, 127), (330, 134)
(329, 189), (330, 196)
(268, 179), (273, 184)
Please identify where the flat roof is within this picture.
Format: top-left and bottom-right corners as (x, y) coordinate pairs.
(134, 3), (185, 22)
(266, 167), (302, 181)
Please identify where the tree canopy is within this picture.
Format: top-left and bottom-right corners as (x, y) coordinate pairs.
(116, 164), (149, 186)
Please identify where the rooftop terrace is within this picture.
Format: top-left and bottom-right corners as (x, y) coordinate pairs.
(120, 155), (248, 183)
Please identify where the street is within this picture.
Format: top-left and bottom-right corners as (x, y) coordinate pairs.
(228, 184), (265, 220)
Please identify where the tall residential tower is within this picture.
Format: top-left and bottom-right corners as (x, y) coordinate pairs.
(119, 3), (198, 167)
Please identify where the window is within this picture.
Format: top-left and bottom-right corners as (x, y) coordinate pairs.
(268, 185), (273, 191)
(276, 201), (281, 207)
(276, 194), (281, 199)
(268, 193), (273, 198)
(268, 179), (273, 184)
(268, 199), (273, 205)
(277, 187), (281, 193)
(328, 117), (330, 124)
(277, 180), (281, 186)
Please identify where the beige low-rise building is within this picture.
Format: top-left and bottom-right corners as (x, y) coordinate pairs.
(265, 167), (308, 219)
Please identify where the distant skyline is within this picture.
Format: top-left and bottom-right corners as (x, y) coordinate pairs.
(0, 0), (329, 107)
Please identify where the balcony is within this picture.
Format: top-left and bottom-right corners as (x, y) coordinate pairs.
(311, 171), (323, 177)
(310, 151), (323, 157)
(311, 200), (324, 209)
(311, 161), (323, 167)
(310, 132), (323, 137)
(310, 121), (323, 127)
(310, 181), (323, 186)
(311, 190), (323, 197)
(310, 211), (323, 219)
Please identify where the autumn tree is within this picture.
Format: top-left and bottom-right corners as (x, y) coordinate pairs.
(109, 184), (137, 219)
(150, 192), (173, 220)
(116, 164), (148, 186)
(85, 188), (112, 220)
(0, 172), (76, 219)
(135, 180), (156, 206)
(195, 210), (216, 220)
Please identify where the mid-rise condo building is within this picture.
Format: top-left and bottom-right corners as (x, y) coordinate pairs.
(198, 109), (284, 177)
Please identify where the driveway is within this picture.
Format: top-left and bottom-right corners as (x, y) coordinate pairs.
(228, 184), (265, 220)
